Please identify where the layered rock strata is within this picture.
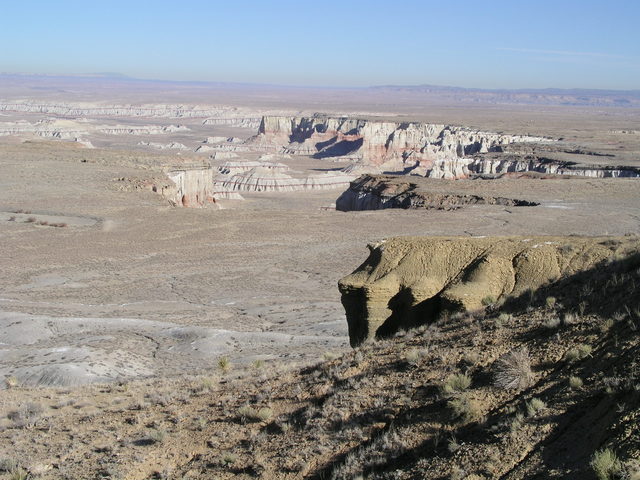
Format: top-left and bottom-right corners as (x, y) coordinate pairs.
(0, 120), (189, 137)
(165, 167), (215, 207)
(339, 236), (639, 346)
(0, 101), (240, 118)
(201, 117), (261, 129)
(247, 115), (549, 174)
(217, 161), (289, 176)
(216, 167), (355, 193)
(336, 175), (537, 211)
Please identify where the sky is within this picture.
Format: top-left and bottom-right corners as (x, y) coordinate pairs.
(2, 0), (639, 90)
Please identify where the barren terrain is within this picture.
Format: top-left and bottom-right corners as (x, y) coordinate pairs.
(0, 76), (639, 478)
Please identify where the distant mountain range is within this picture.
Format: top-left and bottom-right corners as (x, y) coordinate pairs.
(1, 73), (638, 108)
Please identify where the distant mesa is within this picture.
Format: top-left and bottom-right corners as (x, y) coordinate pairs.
(336, 174), (539, 211)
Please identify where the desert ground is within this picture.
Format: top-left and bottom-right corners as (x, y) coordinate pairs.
(0, 77), (639, 478)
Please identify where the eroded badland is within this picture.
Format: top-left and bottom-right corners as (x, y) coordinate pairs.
(0, 77), (639, 479)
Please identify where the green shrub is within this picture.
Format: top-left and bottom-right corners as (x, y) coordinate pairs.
(569, 376), (583, 389)
(590, 448), (621, 480)
(542, 317), (561, 329)
(442, 373), (472, 395)
(481, 295), (496, 306)
(238, 405), (273, 423)
(565, 344), (592, 362)
(525, 398), (546, 417)
(218, 357), (231, 373)
(447, 394), (483, 424)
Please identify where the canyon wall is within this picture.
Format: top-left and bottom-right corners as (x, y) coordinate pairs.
(247, 115), (549, 174)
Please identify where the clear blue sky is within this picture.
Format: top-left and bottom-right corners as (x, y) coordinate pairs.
(2, 0), (639, 90)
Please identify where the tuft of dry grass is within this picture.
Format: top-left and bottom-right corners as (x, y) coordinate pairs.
(493, 347), (534, 391)
(447, 393), (484, 424)
(442, 373), (472, 395)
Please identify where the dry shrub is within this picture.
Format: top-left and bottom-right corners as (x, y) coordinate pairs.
(447, 393), (483, 424)
(493, 347), (534, 390)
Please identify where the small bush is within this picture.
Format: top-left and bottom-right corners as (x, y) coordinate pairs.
(509, 412), (525, 433)
(600, 318), (615, 333)
(565, 344), (592, 362)
(198, 377), (215, 392)
(590, 448), (621, 480)
(447, 437), (461, 453)
(218, 357), (231, 373)
(238, 405), (273, 423)
(569, 376), (584, 389)
(0, 458), (20, 472)
(25, 217), (36, 223)
(7, 402), (43, 428)
(545, 296), (557, 308)
(481, 295), (496, 306)
(404, 348), (422, 366)
(8, 216), (16, 221)
(147, 428), (167, 444)
(252, 359), (265, 370)
(9, 468), (28, 480)
(5, 376), (19, 389)
(323, 351), (339, 361)
(542, 317), (561, 329)
(525, 398), (546, 417)
(442, 373), (472, 395)
(447, 393), (483, 424)
(493, 347), (534, 391)
(462, 351), (480, 366)
(221, 453), (238, 466)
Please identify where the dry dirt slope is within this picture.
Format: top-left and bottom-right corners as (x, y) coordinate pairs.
(1, 238), (639, 480)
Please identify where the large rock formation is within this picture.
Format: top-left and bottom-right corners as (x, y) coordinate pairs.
(336, 175), (538, 211)
(247, 115), (549, 174)
(217, 160), (289, 176)
(165, 167), (215, 207)
(339, 236), (639, 346)
(216, 167), (354, 193)
(0, 119), (190, 138)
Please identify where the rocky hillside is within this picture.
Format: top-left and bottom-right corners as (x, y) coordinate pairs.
(1, 236), (639, 480)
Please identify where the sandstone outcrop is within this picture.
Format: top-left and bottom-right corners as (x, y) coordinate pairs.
(217, 160), (289, 176)
(0, 120), (190, 138)
(339, 236), (639, 346)
(138, 141), (189, 150)
(165, 167), (215, 207)
(247, 115), (549, 174)
(216, 168), (355, 193)
(336, 175), (538, 211)
(201, 117), (261, 129)
(208, 151), (239, 160)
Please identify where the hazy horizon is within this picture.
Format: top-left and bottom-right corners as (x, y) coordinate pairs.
(3, 0), (639, 91)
